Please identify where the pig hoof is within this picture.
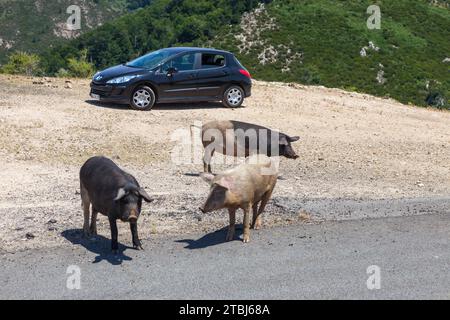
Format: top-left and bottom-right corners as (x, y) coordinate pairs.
(133, 240), (143, 250)
(226, 234), (234, 242)
(243, 236), (250, 243)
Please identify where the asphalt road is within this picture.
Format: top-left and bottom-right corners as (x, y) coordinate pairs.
(1, 213), (449, 300)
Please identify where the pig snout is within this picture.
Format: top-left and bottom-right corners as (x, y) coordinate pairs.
(283, 145), (299, 159)
(122, 209), (138, 222)
(128, 209), (138, 221)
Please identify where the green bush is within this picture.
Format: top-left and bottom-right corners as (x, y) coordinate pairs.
(66, 50), (95, 78)
(55, 68), (70, 78)
(1, 51), (41, 76)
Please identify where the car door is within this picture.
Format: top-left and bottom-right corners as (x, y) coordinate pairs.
(155, 52), (200, 101)
(196, 53), (230, 99)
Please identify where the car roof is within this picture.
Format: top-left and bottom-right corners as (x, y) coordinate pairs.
(161, 47), (232, 55)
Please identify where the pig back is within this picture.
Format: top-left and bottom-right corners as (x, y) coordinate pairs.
(224, 155), (278, 205)
(246, 155), (278, 200)
(80, 157), (135, 214)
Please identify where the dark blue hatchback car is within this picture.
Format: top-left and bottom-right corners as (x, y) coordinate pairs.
(90, 47), (252, 111)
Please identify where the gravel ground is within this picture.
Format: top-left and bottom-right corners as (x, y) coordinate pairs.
(0, 75), (449, 253)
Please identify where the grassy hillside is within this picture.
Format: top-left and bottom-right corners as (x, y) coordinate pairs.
(0, 0), (153, 63)
(213, 0), (450, 109)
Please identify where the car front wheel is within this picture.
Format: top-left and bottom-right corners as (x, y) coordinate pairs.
(223, 85), (245, 108)
(130, 86), (156, 111)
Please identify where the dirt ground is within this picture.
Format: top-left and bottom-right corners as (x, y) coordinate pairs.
(0, 75), (449, 253)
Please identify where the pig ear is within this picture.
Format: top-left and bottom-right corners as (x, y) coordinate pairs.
(200, 173), (215, 185)
(216, 176), (234, 191)
(138, 188), (153, 203)
(289, 136), (300, 142)
(279, 136), (289, 146)
(114, 188), (127, 201)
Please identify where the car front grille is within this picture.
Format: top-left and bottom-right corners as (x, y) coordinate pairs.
(90, 82), (114, 96)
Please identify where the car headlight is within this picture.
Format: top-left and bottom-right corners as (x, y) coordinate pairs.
(92, 72), (103, 82)
(107, 75), (138, 84)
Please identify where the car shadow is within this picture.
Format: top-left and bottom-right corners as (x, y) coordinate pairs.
(175, 225), (243, 249)
(156, 102), (230, 110)
(85, 100), (245, 111)
(61, 229), (133, 265)
(85, 100), (129, 110)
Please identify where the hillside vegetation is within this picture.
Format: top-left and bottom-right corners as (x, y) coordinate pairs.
(213, 0), (450, 108)
(1, 0), (449, 109)
(38, 0), (265, 74)
(0, 0), (153, 63)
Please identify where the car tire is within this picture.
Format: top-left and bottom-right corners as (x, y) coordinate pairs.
(130, 86), (156, 111)
(223, 85), (245, 108)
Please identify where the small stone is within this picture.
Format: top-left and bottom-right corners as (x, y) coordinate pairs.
(64, 83), (73, 89)
(26, 233), (35, 240)
(298, 210), (311, 222)
(47, 219), (57, 224)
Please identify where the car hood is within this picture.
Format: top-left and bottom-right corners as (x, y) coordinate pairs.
(93, 64), (149, 83)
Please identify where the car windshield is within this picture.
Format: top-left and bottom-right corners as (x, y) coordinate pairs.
(126, 50), (176, 69)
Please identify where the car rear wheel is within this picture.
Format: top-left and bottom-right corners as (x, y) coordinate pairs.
(130, 86), (156, 111)
(223, 85), (244, 108)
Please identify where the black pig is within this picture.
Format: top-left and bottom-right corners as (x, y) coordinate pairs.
(79, 156), (153, 253)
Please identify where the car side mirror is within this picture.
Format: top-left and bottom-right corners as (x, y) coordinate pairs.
(166, 67), (178, 77)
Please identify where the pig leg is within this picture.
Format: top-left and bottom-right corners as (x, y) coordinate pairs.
(108, 217), (119, 254)
(226, 208), (236, 241)
(243, 204), (252, 243)
(251, 203), (260, 230)
(89, 209), (98, 236)
(253, 190), (274, 230)
(203, 149), (215, 173)
(81, 184), (91, 238)
(203, 153), (208, 173)
(130, 222), (143, 250)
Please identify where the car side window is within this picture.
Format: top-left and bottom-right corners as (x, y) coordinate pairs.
(201, 54), (226, 69)
(162, 53), (196, 73)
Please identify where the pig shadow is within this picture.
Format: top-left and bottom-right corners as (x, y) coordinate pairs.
(176, 225), (244, 249)
(61, 229), (133, 265)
